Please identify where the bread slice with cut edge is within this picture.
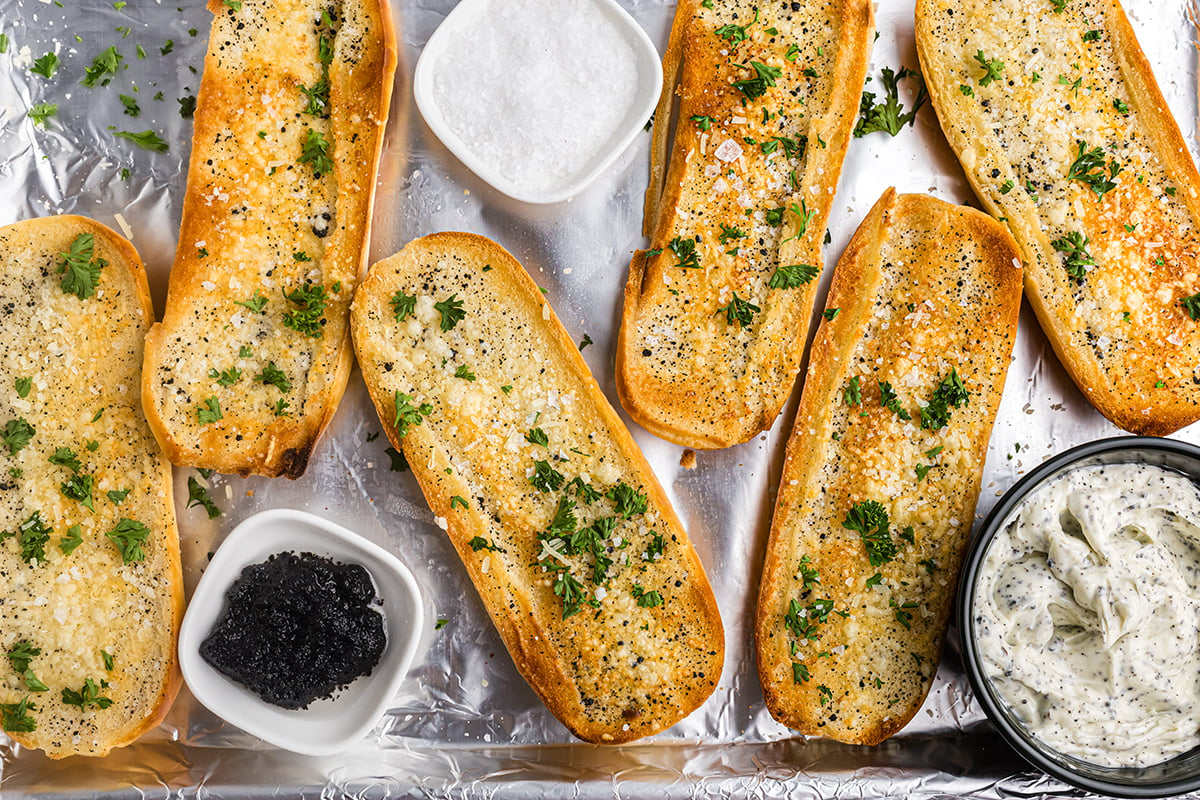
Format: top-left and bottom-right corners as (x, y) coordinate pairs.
(0, 216), (183, 758)
(351, 232), (724, 744)
(616, 0), (874, 450)
(916, 0), (1200, 435)
(755, 191), (1021, 745)
(142, 0), (397, 477)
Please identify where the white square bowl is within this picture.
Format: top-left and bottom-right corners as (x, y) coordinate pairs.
(413, 0), (663, 205)
(177, 508), (423, 756)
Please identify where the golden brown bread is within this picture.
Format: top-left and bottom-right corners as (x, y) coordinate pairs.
(142, 0), (397, 477)
(617, 0), (874, 449)
(351, 232), (724, 744)
(755, 191), (1021, 745)
(0, 216), (182, 758)
(916, 0), (1200, 435)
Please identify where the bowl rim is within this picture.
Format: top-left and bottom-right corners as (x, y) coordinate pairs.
(957, 435), (1200, 798)
(411, 0), (664, 205)
(177, 507), (424, 756)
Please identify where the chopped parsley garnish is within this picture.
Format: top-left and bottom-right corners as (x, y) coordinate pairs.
(301, 77), (330, 118)
(197, 396), (223, 425)
(644, 531), (666, 562)
(1180, 291), (1200, 320)
(718, 223), (746, 244)
(178, 95), (197, 119)
(31, 52), (60, 79)
(565, 475), (603, 503)
(764, 206), (786, 226)
(59, 525), (83, 555)
(208, 366), (242, 386)
(273, 399), (292, 417)
(668, 236), (700, 269)
(606, 481), (648, 519)
(853, 66), (927, 137)
(249, 361), (291, 394)
(298, 129), (333, 177)
(579, 333), (593, 350)
(1113, 98), (1130, 114)
(1, 697), (36, 733)
(1, 418), (34, 454)
(454, 364), (476, 381)
(61, 678), (113, 710)
(959, 84), (974, 97)
(186, 476), (221, 519)
(119, 94), (140, 117)
(843, 376), (862, 406)
(49, 447), (82, 473)
(1050, 231), (1094, 284)
(115, 129), (169, 152)
(393, 391), (432, 438)
(106, 518), (150, 563)
(1082, 29), (1101, 42)
(450, 496), (468, 510)
(792, 663), (811, 684)
(435, 618), (449, 630)
(390, 290), (417, 321)
(690, 114), (713, 130)
(915, 463), (934, 482)
(822, 308), (840, 321)
(714, 17), (752, 46)
(239, 345), (254, 358)
(59, 233), (106, 300)
(1066, 140), (1121, 199)
(920, 368), (969, 430)
(282, 282), (331, 337)
(7, 642), (40, 675)
(293, 251), (312, 262)
(732, 61), (781, 100)
(434, 294), (466, 331)
(1051, 0), (1069, 10)
(101, 649), (115, 671)
(27, 103), (57, 127)
(716, 292), (759, 327)
(1, 511), (53, 565)
(525, 427), (549, 447)
(234, 291), (268, 313)
(797, 555), (820, 590)
(973, 50), (1004, 87)
(223, 0), (243, 10)
(890, 596), (917, 629)
(769, 263), (819, 289)
(545, 494), (577, 536)
(842, 500), (896, 566)
(107, 488), (131, 504)
(468, 536), (504, 552)
(632, 584), (664, 608)
(999, 180), (1014, 194)
(553, 571), (589, 618)
(61, 473), (95, 511)
(878, 381), (911, 420)
(865, 572), (884, 589)
(529, 460), (566, 493)
(14, 377), (31, 398)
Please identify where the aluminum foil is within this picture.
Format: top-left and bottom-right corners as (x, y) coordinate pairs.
(2, 0), (1200, 796)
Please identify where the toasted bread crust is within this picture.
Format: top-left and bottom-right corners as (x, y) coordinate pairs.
(351, 232), (724, 744)
(756, 191), (1022, 745)
(617, 0), (874, 449)
(916, 0), (1200, 435)
(0, 216), (183, 758)
(142, 0), (397, 477)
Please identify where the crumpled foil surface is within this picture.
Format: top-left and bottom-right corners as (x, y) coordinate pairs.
(1, 0), (1199, 796)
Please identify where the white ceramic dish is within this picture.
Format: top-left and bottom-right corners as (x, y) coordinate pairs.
(177, 508), (423, 756)
(412, 0), (663, 205)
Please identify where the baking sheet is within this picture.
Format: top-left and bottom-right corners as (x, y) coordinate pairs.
(2, 0), (1200, 796)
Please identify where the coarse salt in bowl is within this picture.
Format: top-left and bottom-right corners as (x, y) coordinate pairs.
(413, 0), (663, 204)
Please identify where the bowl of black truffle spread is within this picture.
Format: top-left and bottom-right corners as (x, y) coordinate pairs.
(178, 509), (424, 756)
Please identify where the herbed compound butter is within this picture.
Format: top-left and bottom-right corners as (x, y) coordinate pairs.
(975, 463), (1200, 768)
